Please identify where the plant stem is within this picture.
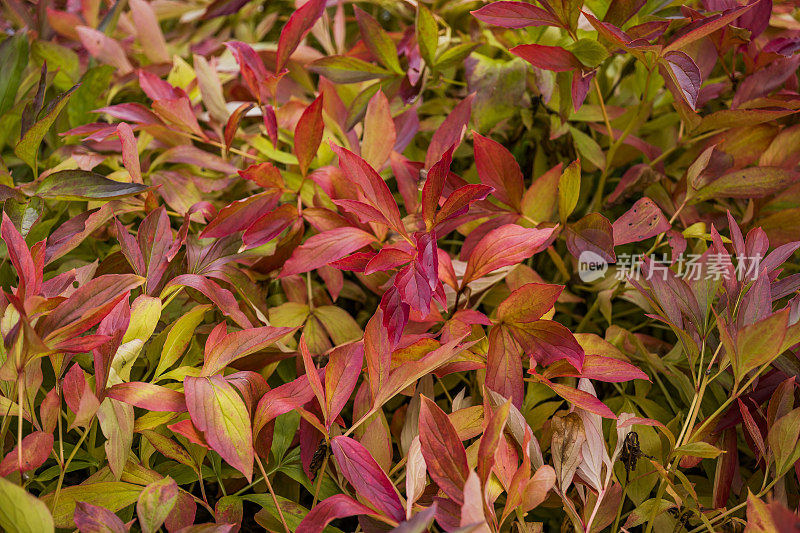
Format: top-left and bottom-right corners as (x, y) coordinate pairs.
(256, 454), (290, 533)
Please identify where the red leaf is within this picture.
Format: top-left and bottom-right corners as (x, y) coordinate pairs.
(664, 2), (760, 53)
(105, 382), (188, 412)
(331, 436), (405, 521)
(39, 274), (143, 345)
(365, 310), (392, 401)
(299, 335), (326, 416)
(380, 284), (410, 345)
(572, 69), (596, 111)
(422, 145), (456, 227)
(294, 93), (325, 176)
(471, 1), (561, 28)
(541, 378), (617, 419)
(425, 94), (474, 169)
(462, 224), (555, 285)
(239, 161), (284, 189)
(497, 283), (564, 324)
(202, 325), (297, 376)
(117, 123), (142, 183)
(201, 191), (281, 239)
(612, 197), (671, 245)
(276, 0), (327, 71)
(435, 184), (494, 226)
(297, 494), (382, 533)
(281, 227), (377, 277)
(419, 396), (469, 504)
(0, 431), (53, 476)
(324, 343), (364, 430)
(253, 373), (316, 435)
(1, 212), (40, 299)
(241, 204), (298, 249)
(514, 319), (585, 371)
(510, 44), (582, 72)
(487, 326), (524, 409)
(184, 375), (254, 481)
(477, 400), (511, 488)
(225, 102), (254, 151)
(474, 132), (524, 210)
(165, 274), (252, 329)
(738, 399), (766, 461)
(331, 144), (406, 235)
(543, 355), (650, 382)
(225, 41), (268, 101)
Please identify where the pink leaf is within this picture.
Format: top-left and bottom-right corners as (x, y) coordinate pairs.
(331, 144), (406, 235)
(297, 494), (382, 533)
(462, 224), (555, 285)
(202, 325), (296, 376)
(281, 227), (377, 277)
(486, 326), (524, 408)
(471, 1), (561, 28)
(76, 26), (133, 74)
(324, 343), (364, 429)
(541, 378), (617, 419)
(117, 123), (142, 183)
(663, 51), (701, 110)
(435, 184), (494, 226)
(419, 396), (469, 504)
(0, 431), (53, 476)
(74, 502), (128, 533)
(166, 274), (252, 329)
(362, 90), (396, 169)
(106, 382), (188, 412)
(331, 436), (404, 521)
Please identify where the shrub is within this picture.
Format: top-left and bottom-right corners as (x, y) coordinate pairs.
(1, 0), (800, 531)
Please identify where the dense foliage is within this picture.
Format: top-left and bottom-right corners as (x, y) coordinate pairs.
(2, 0), (800, 530)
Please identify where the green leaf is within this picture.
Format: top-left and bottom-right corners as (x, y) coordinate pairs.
(465, 54), (527, 132)
(435, 43), (479, 70)
(35, 170), (150, 201)
(767, 407), (800, 476)
(155, 304), (212, 380)
(136, 477), (178, 533)
(735, 310), (788, 381)
(558, 159), (581, 224)
(354, 6), (403, 74)
(674, 442), (724, 459)
(14, 85), (78, 171)
(41, 481), (143, 528)
(0, 32), (28, 117)
(68, 65), (115, 128)
(32, 41), (80, 90)
(569, 126), (605, 170)
(313, 306), (362, 345)
(308, 56), (393, 83)
(566, 39), (609, 68)
(690, 167), (800, 204)
(0, 476), (54, 533)
(416, 4), (438, 67)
